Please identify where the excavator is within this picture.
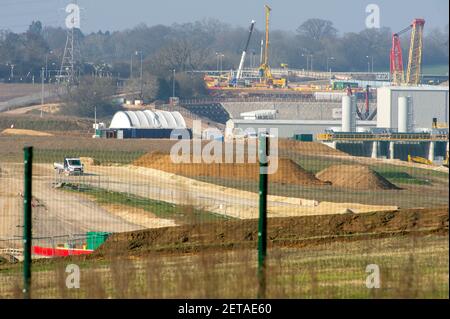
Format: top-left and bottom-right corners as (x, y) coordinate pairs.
(257, 5), (287, 88)
(408, 155), (433, 166)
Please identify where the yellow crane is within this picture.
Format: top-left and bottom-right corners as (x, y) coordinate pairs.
(390, 19), (425, 86)
(258, 5), (287, 88)
(406, 19), (425, 85)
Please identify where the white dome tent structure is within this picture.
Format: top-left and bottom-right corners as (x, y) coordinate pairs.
(96, 110), (190, 139)
(110, 110), (187, 129)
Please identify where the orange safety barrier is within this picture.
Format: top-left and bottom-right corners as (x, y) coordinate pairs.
(33, 246), (94, 257)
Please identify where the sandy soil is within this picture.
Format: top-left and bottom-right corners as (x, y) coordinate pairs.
(133, 153), (327, 186)
(0, 163), (148, 246)
(99, 204), (177, 229)
(1, 128), (54, 137)
(82, 164), (398, 219)
(316, 164), (399, 190)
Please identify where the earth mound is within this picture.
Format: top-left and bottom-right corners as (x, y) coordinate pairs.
(133, 153), (327, 186)
(316, 164), (399, 190)
(1, 128), (53, 137)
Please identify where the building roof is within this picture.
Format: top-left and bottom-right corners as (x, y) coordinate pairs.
(378, 86), (449, 92)
(109, 110), (186, 129)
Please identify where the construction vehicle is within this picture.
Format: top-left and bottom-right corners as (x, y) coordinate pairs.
(54, 157), (84, 175)
(258, 5), (287, 88)
(407, 155), (433, 165)
(390, 19), (425, 85)
(231, 20), (256, 87)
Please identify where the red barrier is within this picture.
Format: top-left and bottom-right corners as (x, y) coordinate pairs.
(33, 246), (94, 257)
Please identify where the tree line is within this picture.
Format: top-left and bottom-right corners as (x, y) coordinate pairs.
(0, 19), (448, 117)
(1, 19), (448, 80)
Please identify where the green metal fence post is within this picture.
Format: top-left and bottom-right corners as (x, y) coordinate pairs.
(23, 146), (33, 299)
(258, 134), (268, 299)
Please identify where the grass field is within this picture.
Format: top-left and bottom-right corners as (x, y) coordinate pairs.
(61, 183), (233, 224)
(193, 155), (448, 208)
(0, 235), (447, 298)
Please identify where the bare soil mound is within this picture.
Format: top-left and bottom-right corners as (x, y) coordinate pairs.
(95, 207), (448, 257)
(279, 140), (348, 156)
(316, 164), (399, 190)
(1, 128), (53, 137)
(133, 153), (326, 186)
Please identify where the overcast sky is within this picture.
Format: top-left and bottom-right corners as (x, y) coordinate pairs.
(0, 0), (448, 33)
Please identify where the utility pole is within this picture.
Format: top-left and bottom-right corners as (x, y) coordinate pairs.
(172, 69), (176, 98)
(327, 57), (335, 72)
(41, 68), (44, 118)
(215, 52), (220, 72)
(366, 56), (373, 73)
(136, 51), (143, 100)
(130, 54), (133, 79)
(45, 51), (52, 79)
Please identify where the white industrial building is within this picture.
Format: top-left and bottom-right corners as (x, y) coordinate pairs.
(109, 110), (187, 129)
(377, 86), (449, 131)
(226, 119), (376, 139)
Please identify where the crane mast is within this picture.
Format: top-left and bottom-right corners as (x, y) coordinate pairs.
(263, 5), (271, 68)
(406, 19), (425, 85)
(234, 20), (256, 84)
(390, 18), (425, 86)
(259, 5), (272, 80)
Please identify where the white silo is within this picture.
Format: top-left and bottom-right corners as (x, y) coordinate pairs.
(341, 95), (356, 132)
(398, 96), (411, 133)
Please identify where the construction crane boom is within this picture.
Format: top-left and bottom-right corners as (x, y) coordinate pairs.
(235, 20), (256, 83)
(406, 19), (425, 85)
(390, 18), (425, 86)
(263, 5), (271, 68)
(390, 34), (405, 85)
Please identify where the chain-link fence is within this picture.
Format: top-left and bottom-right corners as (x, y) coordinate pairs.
(0, 131), (448, 299)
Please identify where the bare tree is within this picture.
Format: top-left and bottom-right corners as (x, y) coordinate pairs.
(297, 19), (337, 41)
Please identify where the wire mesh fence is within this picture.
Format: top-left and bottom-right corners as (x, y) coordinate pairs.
(0, 135), (448, 299)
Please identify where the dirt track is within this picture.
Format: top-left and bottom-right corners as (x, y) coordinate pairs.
(81, 164), (398, 219)
(0, 163), (146, 245)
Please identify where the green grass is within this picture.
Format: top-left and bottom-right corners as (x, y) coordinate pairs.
(61, 183), (233, 224)
(34, 149), (146, 165)
(0, 115), (91, 132)
(0, 235), (447, 298)
(371, 164), (447, 185)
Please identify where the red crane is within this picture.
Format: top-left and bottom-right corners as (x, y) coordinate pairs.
(390, 19), (425, 86)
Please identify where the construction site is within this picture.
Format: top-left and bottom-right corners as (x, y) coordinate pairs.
(0, 2), (448, 300)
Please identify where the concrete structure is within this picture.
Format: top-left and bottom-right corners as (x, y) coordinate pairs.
(377, 86), (449, 130)
(225, 119), (376, 139)
(319, 130), (448, 162)
(397, 96), (412, 133)
(341, 95), (356, 132)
